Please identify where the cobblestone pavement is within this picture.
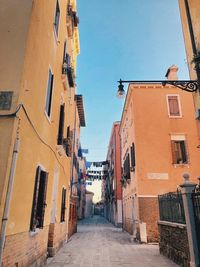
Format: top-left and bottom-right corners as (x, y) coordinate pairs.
(46, 215), (178, 267)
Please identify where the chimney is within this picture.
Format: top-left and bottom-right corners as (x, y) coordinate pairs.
(165, 65), (179, 80)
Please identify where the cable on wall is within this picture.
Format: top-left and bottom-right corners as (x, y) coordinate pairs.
(0, 104), (69, 180)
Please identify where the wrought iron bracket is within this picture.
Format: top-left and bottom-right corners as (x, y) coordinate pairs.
(118, 79), (198, 93)
(162, 80), (198, 92)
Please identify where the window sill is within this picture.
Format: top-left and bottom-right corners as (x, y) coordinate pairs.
(168, 116), (182, 119)
(56, 145), (66, 157)
(44, 111), (51, 124)
(29, 228), (40, 236)
(173, 163), (190, 168)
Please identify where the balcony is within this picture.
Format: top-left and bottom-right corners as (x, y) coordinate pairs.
(63, 136), (72, 157)
(66, 5), (79, 37)
(66, 4), (73, 25)
(62, 58), (75, 88)
(72, 11), (79, 27)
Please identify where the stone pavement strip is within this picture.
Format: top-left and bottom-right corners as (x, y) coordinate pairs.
(46, 216), (178, 267)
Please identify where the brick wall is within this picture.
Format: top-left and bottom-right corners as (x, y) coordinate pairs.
(138, 197), (159, 242)
(124, 218), (134, 235)
(158, 222), (190, 267)
(68, 201), (77, 239)
(48, 222), (67, 257)
(2, 226), (49, 267)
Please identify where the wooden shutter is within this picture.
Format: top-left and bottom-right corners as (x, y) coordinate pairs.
(171, 140), (177, 164)
(63, 41), (66, 63)
(168, 96), (180, 116)
(54, 0), (60, 35)
(57, 104), (65, 145)
(127, 154), (130, 179)
(60, 188), (66, 222)
(30, 166), (41, 231)
(36, 171), (48, 228)
(180, 141), (187, 163)
(130, 143), (135, 168)
(46, 71), (54, 117)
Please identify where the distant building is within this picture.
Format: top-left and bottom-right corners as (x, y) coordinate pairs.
(120, 66), (200, 242)
(77, 152), (87, 220)
(86, 161), (108, 203)
(103, 122), (122, 227)
(85, 191), (94, 218)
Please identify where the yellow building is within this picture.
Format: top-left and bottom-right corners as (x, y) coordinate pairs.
(178, 0), (200, 134)
(0, 0), (83, 266)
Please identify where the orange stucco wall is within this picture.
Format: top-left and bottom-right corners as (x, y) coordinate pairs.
(120, 82), (200, 240)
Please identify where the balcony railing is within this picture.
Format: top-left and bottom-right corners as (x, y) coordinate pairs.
(66, 5), (79, 37)
(62, 56), (75, 88)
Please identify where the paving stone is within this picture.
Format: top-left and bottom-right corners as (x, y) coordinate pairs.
(45, 215), (178, 267)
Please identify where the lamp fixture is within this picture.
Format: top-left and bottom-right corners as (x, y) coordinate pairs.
(117, 79), (198, 98)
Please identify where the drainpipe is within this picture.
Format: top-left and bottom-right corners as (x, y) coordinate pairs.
(0, 137), (20, 266)
(184, 0), (200, 92)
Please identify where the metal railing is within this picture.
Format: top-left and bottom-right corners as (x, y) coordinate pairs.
(158, 192), (186, 224)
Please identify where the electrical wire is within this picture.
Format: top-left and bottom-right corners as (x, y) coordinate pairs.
(0, 104), (23, 117)
(0, 104), (69, 180)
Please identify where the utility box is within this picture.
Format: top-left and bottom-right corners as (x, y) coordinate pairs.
(139, 222), (147, 243)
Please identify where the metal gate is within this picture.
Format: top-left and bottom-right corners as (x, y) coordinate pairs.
(192, 190), (200, 260)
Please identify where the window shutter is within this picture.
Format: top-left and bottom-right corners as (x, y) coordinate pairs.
(180, 141), (187, 163)
(37, 171), (48, 228)
(127, 153), (130, 179)
(45, 70), (54, 117)
(60, 188), (66, 222)
(30, 166), (41, 231)
(54, 0), (60, 35)
(168, 96), (180, 116)
(171, 141), (177, 164)
(57, 104), (65, 145)
(130, 143), (135, 168)
(63, 41), (67, 63)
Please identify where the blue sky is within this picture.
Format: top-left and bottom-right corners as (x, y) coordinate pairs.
(76, 0), (189, 162)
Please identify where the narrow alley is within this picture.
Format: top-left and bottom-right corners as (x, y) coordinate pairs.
(46, 216), (178, 267)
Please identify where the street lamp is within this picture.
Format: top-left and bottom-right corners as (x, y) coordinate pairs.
(117, 78), (199, 98)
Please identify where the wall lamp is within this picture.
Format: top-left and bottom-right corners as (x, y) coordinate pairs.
(117, 79), (199, 98)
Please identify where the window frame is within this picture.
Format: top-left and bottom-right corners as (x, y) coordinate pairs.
(30, 166), (48, 232)
(170, 135), (189, 165)
(60, 187), (67, 222)
(57, 104), (65, 145)
(45, 67), (54, 119)
(166, 94), (182, 118)
(54, 0), (60, 37)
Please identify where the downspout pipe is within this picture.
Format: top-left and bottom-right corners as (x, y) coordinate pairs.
(0, 137), (20, 266)
(184, 0), (200, 92)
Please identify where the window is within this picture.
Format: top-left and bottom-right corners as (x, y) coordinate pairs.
(167, 95), (181, 117)
(123, 153), (130, 180)
(45, 69), (54, 117)
(30, 166), (48, 231)
(60, 188), (66, 222)
(57, 104), (65, 145)
(63, 41), (70, 64)
(54, 0), (60, 36)
(171, 136), (188, 164)
(65, 126), (72, 157)
(130, 143), (135, 169)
